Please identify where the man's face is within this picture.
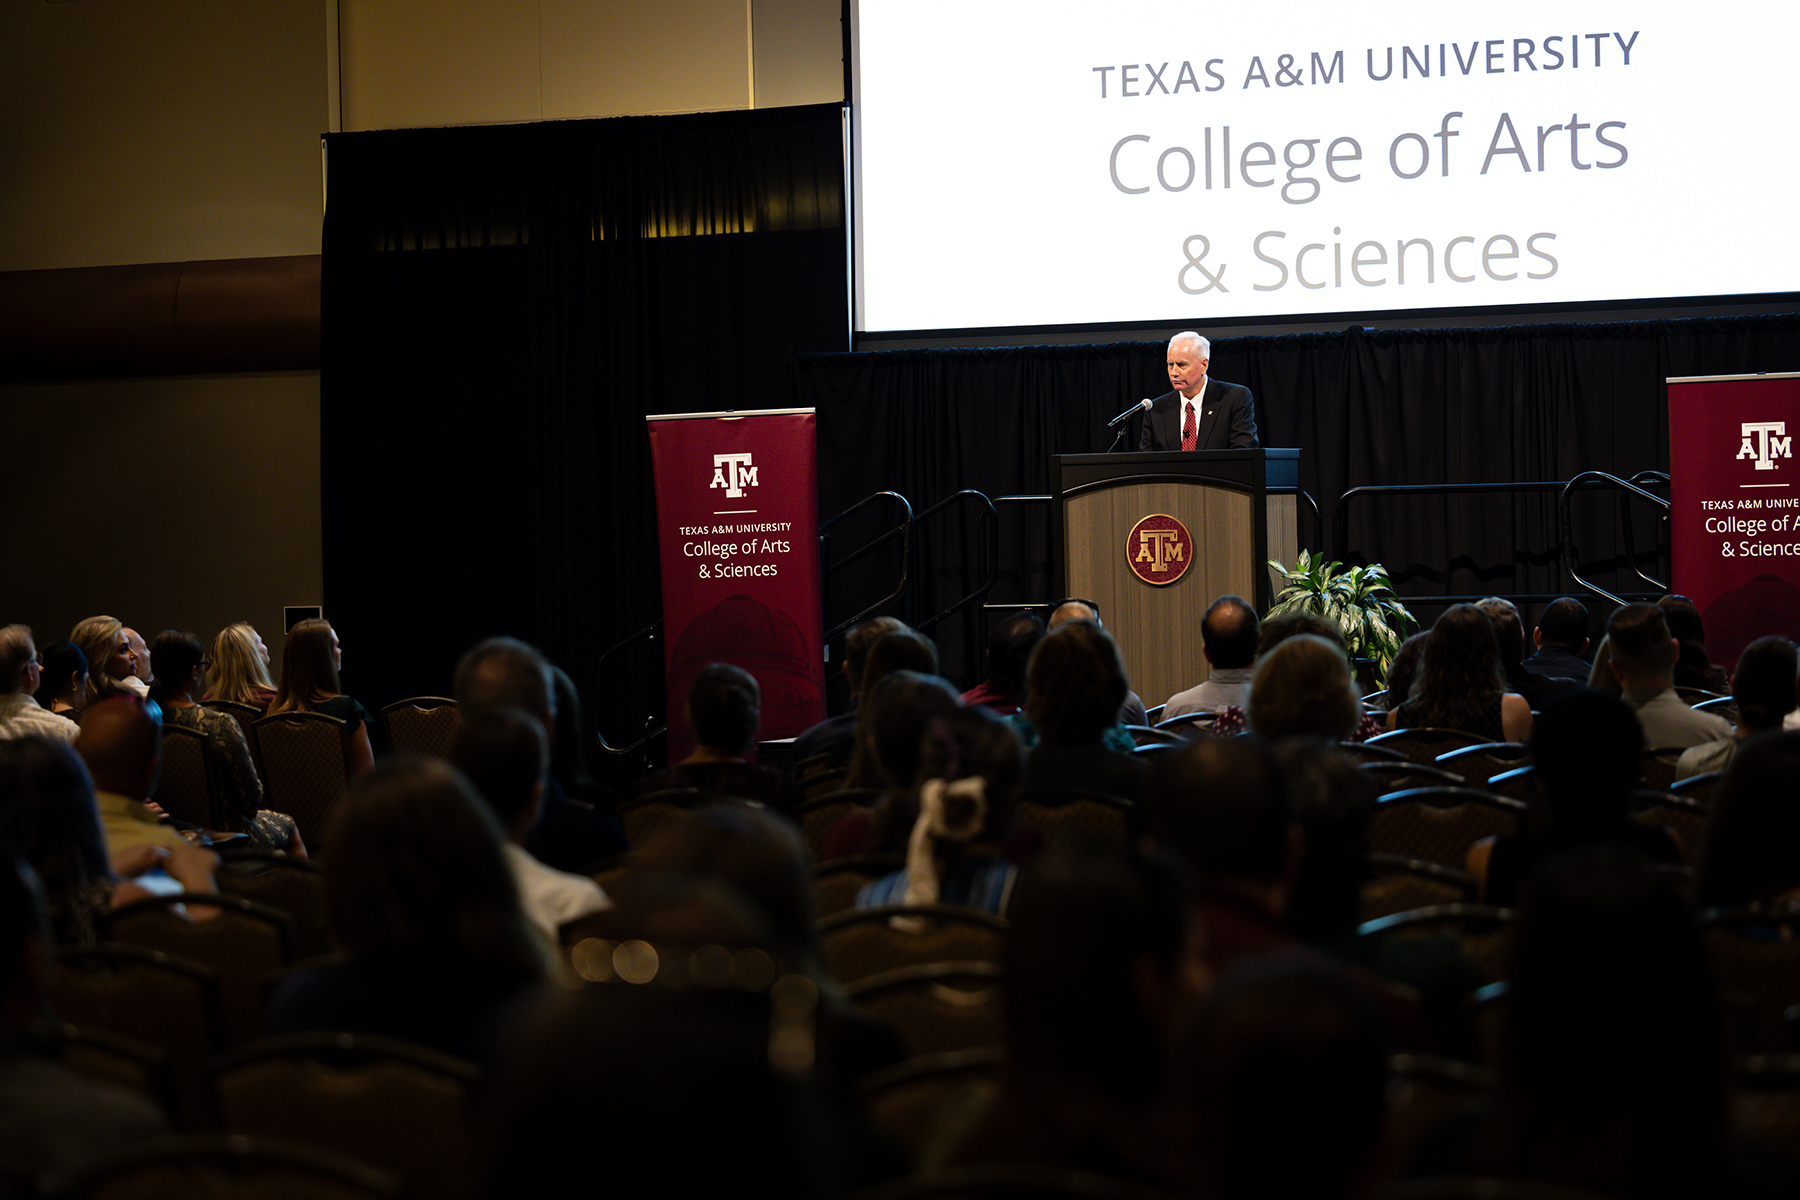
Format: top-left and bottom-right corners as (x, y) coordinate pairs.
(1167, 340), (1208, 398)
(123, 628), (151, 682)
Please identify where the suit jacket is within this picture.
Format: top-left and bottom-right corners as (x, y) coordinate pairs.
(1137, 379), (1258, 451)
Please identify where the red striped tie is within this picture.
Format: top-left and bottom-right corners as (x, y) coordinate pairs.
(1181, 400), (1197, 451)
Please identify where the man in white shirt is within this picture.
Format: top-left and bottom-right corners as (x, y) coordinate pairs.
(0, 626), (78, 744)
(1607, 604), (1734, 750)
(448, 706), (608, 942)
(1162, 595), (1259, 719)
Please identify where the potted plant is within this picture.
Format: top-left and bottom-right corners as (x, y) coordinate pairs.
(1266, 551), (1416, 688)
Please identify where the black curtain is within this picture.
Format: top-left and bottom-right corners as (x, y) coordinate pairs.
(321, 105), (848, 761)
(797, 315), (1800, 691)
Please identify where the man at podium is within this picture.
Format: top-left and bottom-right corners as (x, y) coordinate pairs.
(1138, 331), (1259, 452)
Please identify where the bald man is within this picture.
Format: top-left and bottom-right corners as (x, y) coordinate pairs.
(78, 696), (190, 857)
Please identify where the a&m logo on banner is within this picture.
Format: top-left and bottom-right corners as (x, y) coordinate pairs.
(1126, 514), (1194, 586)
(1737, 422), (1792, 471)
(711, 452), (759, 498)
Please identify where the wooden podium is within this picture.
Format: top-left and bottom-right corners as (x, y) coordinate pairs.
(1052, 449), (1299, 717)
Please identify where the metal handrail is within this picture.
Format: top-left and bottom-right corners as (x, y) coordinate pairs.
(821, 490), (913, 639)
(1332, 480), (1571, 561)
(912, 490), (1001, 634)
(594, 623), (665, 757)
(1559, 471), (1671, 604)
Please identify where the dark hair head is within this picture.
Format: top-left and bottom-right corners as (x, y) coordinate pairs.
(33, 641), (87, 710)
(986, 613), (1046, 697)
(1025, 621), (1128, 745)
(1145, 738), (1291, 883)
(1255, 611), (1345, 659)
(857, 630), (938, 706)
(272, 619), (344, 713)
(686, 663), (761, 755)
(1176, 958), (1391, 1200)
(1273, 740), (1380, 941)
(849, 669), (962, 821)
(0, 736), (110, 944)
(843, 616), (908, 693)
(1697, 730), (1800, 907)
(146, 630), (204, 707)
(1003, 839), (1188, 1103)
(448, 707), (549, 833)
(1476, 597), (1526, 671)
(1729, 636), (1797, 731)
(324, 756), (547, 984)
(1530, 688), (1644, 822)
(1658, 596), (1728, 693)
(1201, 596), (1259, 669)
(1248, 634), (1361, 741)
(911, 706), (1025, 844)
(1536, 598), (1590, 651)
(1489, 847), (1724, 1186)
(1383, 631), (1428, 708)
(1605, 603), (1674, 676)
(454, 636), (552, 725)
(1406, 604), (1506, 729)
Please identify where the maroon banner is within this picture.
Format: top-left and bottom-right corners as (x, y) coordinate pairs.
(1668, 373), (1800, 671)
(647, 408), (826, 761)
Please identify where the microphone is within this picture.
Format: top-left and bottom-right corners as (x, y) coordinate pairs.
(1105, 398), (1154, 428)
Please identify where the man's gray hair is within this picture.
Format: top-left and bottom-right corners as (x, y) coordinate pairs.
(0, 625), (35, 693)
(1169, 331), (1211, 358)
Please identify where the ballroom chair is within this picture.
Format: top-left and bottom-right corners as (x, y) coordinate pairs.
(855, 1047), (1007, 1168)
(845, 962), (1006, 1058)
(799, 788), (884, 862)
(1626, 791), (1709, 857)
(249, 712), (352, 853)
(1365, 727), (1494, 765)
(1698, 904), (1800, 1054)
(1359, 904), (1516, 983)
(1016, 788), (1135, 846)
(818, 905), (1009, 987)
(1434, 742), (1532, 789)
(1360, 761), (1465, 794)
(379, 696), (459, 759)
(616, 788), (742, 847)
(812, 854), (906, 919)
(64, 1133), (403, 1200)
(200, 699), (263, 742)
(1369, 788), (1527, 870)
(1363, 854), (1477, 921)
(151, 724), (215, 830)
(216, 849), (332, 961)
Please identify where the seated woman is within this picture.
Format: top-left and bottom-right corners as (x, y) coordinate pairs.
(32, 641), (89, 719)
(857, 706), (1025, 915)
(1019, 621), (1150, 802)
(148, 631), (301, 853)
(203, 621), (279, 712)
(638, 663), (800, 814)
(69, 615), (139, 705)
(1697, 730), (1800, 909)
(0, 735), (217, 946)
(1246, 634), (1363, 742)
(267, 757), (556, 1065)
(267, 619), (375, 776)
(1386, 603), (1531, 743)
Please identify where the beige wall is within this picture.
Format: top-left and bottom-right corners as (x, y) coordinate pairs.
(4, 372), (324, 654)
(1, 0), (842, 634)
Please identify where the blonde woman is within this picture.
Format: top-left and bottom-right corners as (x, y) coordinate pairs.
(204, 622), (278, 712)
(69, 615), (138, 703)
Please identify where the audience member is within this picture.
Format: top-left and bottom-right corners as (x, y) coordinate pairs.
(120, 627), (152, 696)
(1247, 634), (1362, 741)
(1019, 621), (1151, 801)
(32, 641), (88, 720)
(961, 612), (1045, 717)
(827, 669), (962, 860)
(0, 841), (168, 1194)
(268, 756), (556, 1065)
(545, 663), (619, 815)
(1386, 604), (1531, 742)
(1162, 595), (1259, 718)
(1522, 597), (1591, 684)
(0, 626), (78, 744)
(1425, 848), (1738, 1199)
(1677, 635), (1797, 779)
(1475, 596), (1571, 711)
(792, 616), (907, 767)
(1659, 594), (1732, 694)
(69, 615), (138, 704)
(1379, 630), (1428, 713)
(1586, 633), (1623, 696)
(455, 636), (628, 872)
(857, 707), (1024, 915)
(1469, 689), (1681, 905)
(1696, 730), (1800, 909)
(268, 618), (376, 774)
(1047, 600), (1147, 726)
(949, 839), (1193, 1180)
(1210, 613), (1385, 741)
(203, 621), (278, 711)
(149, 630), (300, 852)
(1173, 959), (1393, 1200)
(76, 696), (187, 858)
(639, 663), (801, 815)
(844, 629), (941, 787)
(1605, 604), (1734, 749)
(448, 707), (608, 942)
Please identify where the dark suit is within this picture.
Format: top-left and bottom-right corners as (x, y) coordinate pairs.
(1137, 379), (1258, 451)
